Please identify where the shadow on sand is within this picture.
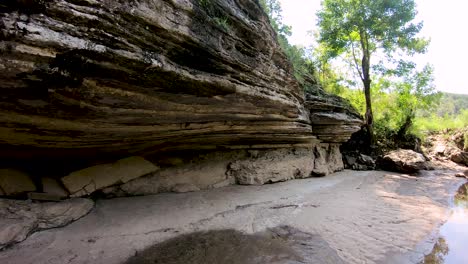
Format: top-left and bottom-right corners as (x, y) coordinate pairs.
(124, 225), (345, 264)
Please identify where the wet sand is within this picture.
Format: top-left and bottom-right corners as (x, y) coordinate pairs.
(0, 169), (466, 264)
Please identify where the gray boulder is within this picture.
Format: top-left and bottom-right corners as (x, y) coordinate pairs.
(61, 156), (158, 197)
(450, 151), (468, 166)
(343, 152), (376, 171)
(379, 149), (428, 173)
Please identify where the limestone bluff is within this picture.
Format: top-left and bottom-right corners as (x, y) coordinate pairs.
(0, 0), (362, 198)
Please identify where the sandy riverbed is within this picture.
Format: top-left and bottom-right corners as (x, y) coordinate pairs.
(0, 169), (466, 264)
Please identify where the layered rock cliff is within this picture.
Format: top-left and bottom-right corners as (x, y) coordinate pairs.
(0, 0), (362, 198)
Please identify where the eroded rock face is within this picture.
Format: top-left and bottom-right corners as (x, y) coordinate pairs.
(103, 146), (344, 197)
(228, 148), (314, 185)
(305, 90), (363, 143)
(0, 198), (94, 250)
(0, 0), (363, 199)
(0, 0), (313, 161)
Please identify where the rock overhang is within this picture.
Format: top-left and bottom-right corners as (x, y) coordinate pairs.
(0, 0), (321, 160)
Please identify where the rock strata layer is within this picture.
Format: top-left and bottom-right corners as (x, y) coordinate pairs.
(0, 0), (361, 160)
(0, 0), (313, 159)
(305, 91), (363, 143)
(0, 0), (362, 200)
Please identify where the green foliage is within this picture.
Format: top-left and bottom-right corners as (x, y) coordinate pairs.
(411, 92), (468, 135)
(213, 17), (230, 31)
(259, 0), (317, 89)
(325, 63), (444, 139)
(317, 0), (428, 142)
(317, 0), (427, 60)
(196, 0), (230, 31)
(433, 93), (468, 117)
(283, 45), (316, 86)
(413, 109), (468, 134)
(393, 65), (441, 135)
(259, 0), (292, 39)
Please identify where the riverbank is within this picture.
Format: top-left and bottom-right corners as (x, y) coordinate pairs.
(0, 169), (466, 264)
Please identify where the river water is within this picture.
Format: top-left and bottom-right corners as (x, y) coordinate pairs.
(424, 182), (468, 264)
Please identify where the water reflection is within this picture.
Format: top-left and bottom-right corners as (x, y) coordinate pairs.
(424, 237), (449, 264)
(424, 183), (468, 264)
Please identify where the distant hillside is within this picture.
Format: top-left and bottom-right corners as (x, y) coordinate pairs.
(434, 93), (468, 117)
(415, 92), (467, 132)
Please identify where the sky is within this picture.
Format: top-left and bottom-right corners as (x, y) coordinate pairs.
(278, 0), (468, 95)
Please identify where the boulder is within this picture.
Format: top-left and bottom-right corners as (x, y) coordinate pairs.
(450, 152), (468, 166)
(0, 198), (94, 249)
(379, 149), (428, 173)
(343, 154), (357, 168)
(0, 169), (36, 197)
(342, 152), (375, 171)
(433, 144), (446, 155)
(451, 129), (468, 151)
(359, 154), (375, 167)
(61, 157), (158, 197)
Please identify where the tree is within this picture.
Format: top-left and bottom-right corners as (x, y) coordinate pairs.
(317, 0), (428, 144)
(394, 65), (441, 137)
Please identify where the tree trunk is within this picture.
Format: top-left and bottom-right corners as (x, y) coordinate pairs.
(361, 51), (374, 146)
(363, 78), (374, 144)
(359, 30), (374, 147)
(397, 111), (414, 138)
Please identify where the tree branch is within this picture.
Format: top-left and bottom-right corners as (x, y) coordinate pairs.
(351, 41), (364, 81)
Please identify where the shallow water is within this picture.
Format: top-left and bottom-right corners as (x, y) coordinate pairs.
(424, 182), (468, 264)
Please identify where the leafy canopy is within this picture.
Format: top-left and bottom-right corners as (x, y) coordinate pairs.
(317, 0), (428, 60)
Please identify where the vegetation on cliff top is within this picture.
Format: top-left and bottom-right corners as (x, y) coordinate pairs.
(260, 0), (467, 146)
(259, 0), (317, 89)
